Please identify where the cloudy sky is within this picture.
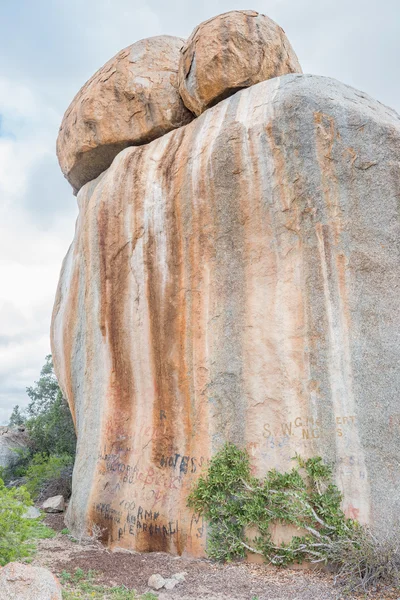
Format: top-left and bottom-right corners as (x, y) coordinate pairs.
(0, 0), (399, 424)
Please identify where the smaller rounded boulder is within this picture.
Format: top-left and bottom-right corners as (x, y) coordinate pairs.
(178, 10), (302, 116)
(0, 563), (62, 600)
(57, 36), (194, 194)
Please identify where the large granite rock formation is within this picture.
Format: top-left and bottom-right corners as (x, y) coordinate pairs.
(179, 10), (302, 115)
(51, 14), (400, 557)
(57, 36), (193, 194)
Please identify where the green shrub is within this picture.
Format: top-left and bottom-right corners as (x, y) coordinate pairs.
(187, 443), (356, 565)
(0, 477), (54, 565)
(188, 444), (400, 593)
(7, 356), (76, 459)
(24, 453), (74, 500)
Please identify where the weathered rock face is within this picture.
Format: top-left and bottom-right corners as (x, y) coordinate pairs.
(52, 73), (400, 556)
(57, 36), (194, 194)
(0, 562), (62, 600)
(0, 426), (30, 470)
(178, 10), (302, 115)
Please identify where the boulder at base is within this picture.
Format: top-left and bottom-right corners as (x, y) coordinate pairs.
(0, 563), (62, 600)
(57, 36), (194, 194)
(0, 427), (30, 471)
(179, 10), (302, 115)
(42, 495), (65, 513)
(51, 74), (400, 556)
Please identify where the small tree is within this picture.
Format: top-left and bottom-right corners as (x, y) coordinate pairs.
(25, 355), (76, 457)
(8, 405), (26, 428)
(26, 355), (62, 417)
(188, 443), (356, 565)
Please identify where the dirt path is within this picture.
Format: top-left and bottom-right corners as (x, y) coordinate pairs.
(32, 515), (396, 600)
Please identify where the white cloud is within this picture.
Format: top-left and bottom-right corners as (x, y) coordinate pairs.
(0, 75), (76, 423)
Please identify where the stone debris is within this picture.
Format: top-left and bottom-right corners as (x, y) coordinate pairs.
(148, 572), (186, 590)
(148, 573), (166, 590)
(172, 572), (187, 582)
(42, 495), (65, 513)
(164, 578), (178, 590)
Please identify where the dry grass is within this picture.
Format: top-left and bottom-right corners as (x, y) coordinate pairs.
(328, 525), (400, 595)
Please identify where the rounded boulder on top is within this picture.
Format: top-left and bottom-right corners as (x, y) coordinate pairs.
(57, 35), (194, 194)
(178, 10), (302, 115)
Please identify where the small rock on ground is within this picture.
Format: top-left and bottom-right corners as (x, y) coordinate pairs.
(164, 578), (178, 590)
(42, 495), (65, 513)
(172, 572), (187, 582)
(148, 573), (166, 590)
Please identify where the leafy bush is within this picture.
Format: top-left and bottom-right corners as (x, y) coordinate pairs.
(188, 443), (357, 565)
(188, 443), (400, 593)
(24, 453), (74, 501)
(0, 477), (54, 565)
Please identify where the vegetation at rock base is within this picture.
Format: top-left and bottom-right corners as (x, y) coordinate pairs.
(188, 443), (353, 565)
(24, 452), (73, 500)
(6, 355), (76, 463)
(0, 477), (55, 565)
(329, 525), (400, 594)
(188, 443), (400, 593)
(60, 568), (158, 600)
